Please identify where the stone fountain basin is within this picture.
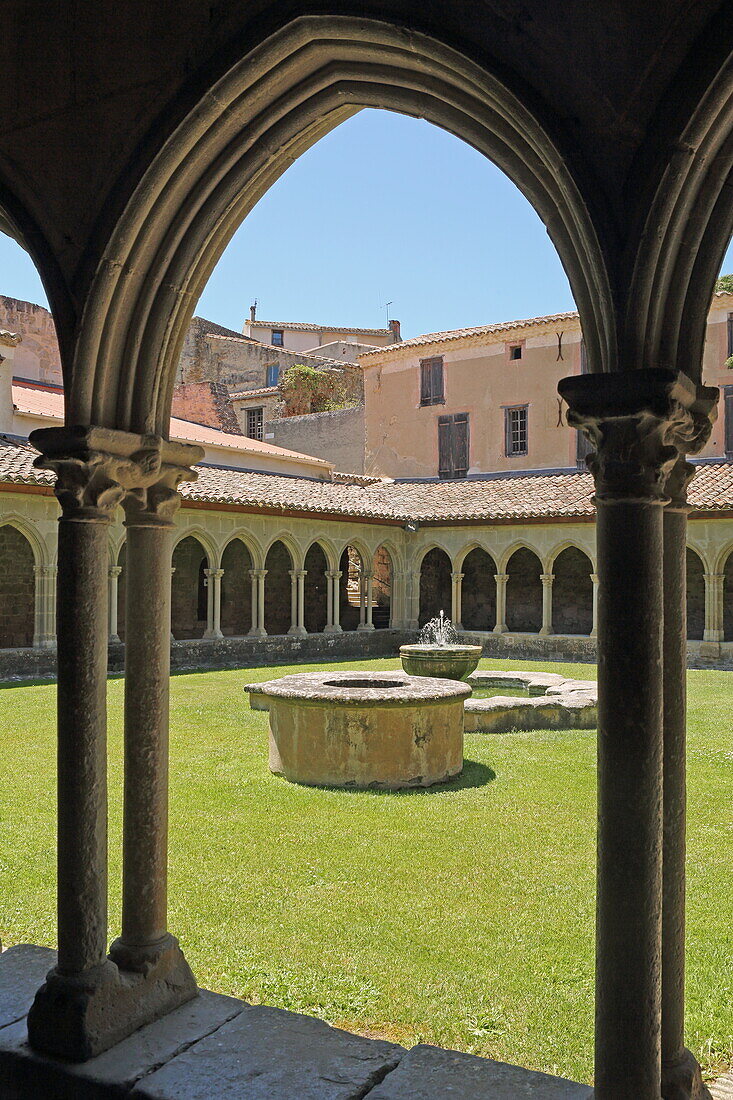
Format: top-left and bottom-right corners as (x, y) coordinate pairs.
(399, 643), (483, 681)
(246, 670), (471, 789)
(464, 670), (597, 734)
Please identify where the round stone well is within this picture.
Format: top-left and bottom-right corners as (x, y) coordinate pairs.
(247, 670), (471, 789)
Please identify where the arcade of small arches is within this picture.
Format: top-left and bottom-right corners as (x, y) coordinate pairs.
(4, 510), (733, 652)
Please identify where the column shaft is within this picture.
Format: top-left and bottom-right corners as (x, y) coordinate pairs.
(591, 573), (599, 638)
(108, 565), (122, 643)
(451, 571), (464, 629)
(258, 570), (267, 634)
(595, 497), (664, 1099)
(55, 516), (111, 975)
(493, 573), (508, 633)
(539, 573), (554, 635)
(297, 570), (305, 633)
(113, 523), (172, 955)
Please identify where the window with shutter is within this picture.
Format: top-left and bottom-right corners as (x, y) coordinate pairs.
(438, 413), (469, 478)
(725, 387), (733, 456)
(420, 357), (444, 405)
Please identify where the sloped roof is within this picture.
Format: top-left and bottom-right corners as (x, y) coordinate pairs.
(358, 311), (580, 361)
(10, 382), (332, 469)
(2, 435), (732, 524)
(250, 320), (393, 336)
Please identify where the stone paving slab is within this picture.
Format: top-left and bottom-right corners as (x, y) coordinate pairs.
(712, 1073), (733, 1098)
(131, 1004), (404, 1100)
(366, 1044), (591, 1099)
(0, 944), (55, 1030)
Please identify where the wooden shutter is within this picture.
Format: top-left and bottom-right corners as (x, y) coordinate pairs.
(431, 358), (444, 402)
(725, 387), (733, 456)
(438, 415), (452, 477)
(504, 408), (512, 456)
(420, 361), (431, 404)
(452, 413), (469, 476)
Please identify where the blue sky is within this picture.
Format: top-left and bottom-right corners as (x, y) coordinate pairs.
(2, 108), (733, 341)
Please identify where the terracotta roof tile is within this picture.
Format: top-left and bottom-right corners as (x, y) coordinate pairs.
(358, 311), (580, 359)
(1, 437), (731, 523)
(251, 321), (393, 335)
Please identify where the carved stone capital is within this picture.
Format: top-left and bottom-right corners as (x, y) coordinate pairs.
(30, 426), (204, 524)
(558, 370), (718, 504)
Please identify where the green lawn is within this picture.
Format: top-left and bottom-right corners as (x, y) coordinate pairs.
(1, 656), (731, 1084)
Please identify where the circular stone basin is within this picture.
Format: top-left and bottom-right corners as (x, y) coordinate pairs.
(464, 670), (597, 734)
(399, 644), (483, 682)
(246, 670), (471, 789)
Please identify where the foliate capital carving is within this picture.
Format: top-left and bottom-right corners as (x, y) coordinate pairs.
(558, 370), (718, 504)
(29, 425), (204, 525)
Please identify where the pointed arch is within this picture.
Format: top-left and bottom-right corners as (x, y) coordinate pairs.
(264, 538), (295, 636)
(0, 521), (37, 648)
(419, 546), (452, 626)
(686, 546), (705, 641)
(552, 545), (594, 636)
(505, 545), (543, 633)
(171, 534), (210, 639)
(461, 547), (498, 632)
(221, 530), (264, 571)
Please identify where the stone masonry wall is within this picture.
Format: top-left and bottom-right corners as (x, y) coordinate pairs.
(419, 548), (452, 626)
(461, 548), (497, 630)
(221, 539), (252, 636)
(0, 296), (62, 383)
(172, 536), (209, 639)
(552, 547), (593, 635)
(0, 525), (35, 647)
(687, 548), (705, 640)
(266, 407), (366, 474)
(505, 548), (543, 632)
(264, 542), (292, 635)
(304, 544), (328, 633)
(171, 381), (243, 434)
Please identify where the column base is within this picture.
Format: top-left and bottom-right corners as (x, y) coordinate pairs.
(287, 625), (307, 637)
(323, 624), (343, 634)
(493, 624), (507, 634)
(539, 627), (554, 636)
(203, 630), (223, 640)
(662, 1048), (712, 1100)
(248, 627), (267, 638)
(27, 936), (197, 1062)
(108, 634), (122, 645)
(357, 623), (375, 632)
(699, 641), (721, 658)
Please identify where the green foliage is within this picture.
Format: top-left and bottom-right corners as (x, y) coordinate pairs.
(279, 363), (349, 415)
(725, 355), (733, 371)
(1, 658), (731, 1084)
(715, 273), (733, 295)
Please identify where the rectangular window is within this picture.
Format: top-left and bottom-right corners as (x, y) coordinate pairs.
(438, 412), (469, 479)
(271, 329), (284, 347)
(246, 407), (264, 441)
(266, 363), (279, 386)
(504, 405), (528, 456)
(509, 344), (522, 361)
(420, 356), (444, 405)
(725, 386), (733, 457)
(728, 314), (733, 358)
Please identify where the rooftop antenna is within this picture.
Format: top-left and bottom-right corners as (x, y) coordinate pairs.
(384, 300), (393, 327)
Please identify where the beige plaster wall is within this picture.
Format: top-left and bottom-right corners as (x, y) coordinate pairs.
(265, 407), (366, 473)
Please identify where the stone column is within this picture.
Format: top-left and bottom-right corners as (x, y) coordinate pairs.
(661, 460), (713, 1100)
(451, 571), (464, 630)
(212, 568), (223, 638)
(248, 568), (266, 636)
(26, 426), (202, 1061)
(324, 570), (343, 633)
(108, 452), (200, 1029)
(560, 369), (717, 1100)
(297, 569), (306, 634)
(33, 563), (57, 648)
(409, 571), (421, 630)
(493, 573), (508, 633)
(287, 568), (306, 636)
(590, 573), (599, 638)
(539, 573), (555, 635)
(702, 572), (724, 644)
(358, 572), (375, 630)
(108, 564), (122, 643)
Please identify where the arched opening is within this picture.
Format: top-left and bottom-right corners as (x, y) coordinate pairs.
(339, 546), (363, 632)
(372, 545), (392, 629)
(724, 550), (733, 642)
(419, 548), (452, 626)
(461, 548), (497, 631)
(0, 524), (35, 648)
(303, 543), (328, 633)
(505, 547), (543, 633)
(264, 541), (293, 636)
(220, 539), (253, 637)
(171, 536), (209, 639)
(552, 547), (593, 636)
(686, 549), (705, 641)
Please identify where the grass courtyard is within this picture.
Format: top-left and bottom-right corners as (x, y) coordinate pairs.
(1, 656), (731, 1085)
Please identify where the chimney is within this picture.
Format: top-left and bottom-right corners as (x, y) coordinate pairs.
(388, 319), (401, 342)
(249, 302), (257, 324)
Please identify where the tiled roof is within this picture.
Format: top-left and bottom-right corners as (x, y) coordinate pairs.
(358, 311), (580, 360)
(11, 382), (331, 469)
(250, 321), (393, 336)
(0, 329), (21, 346)
(2, 436), (731, 523)
(230, 387), (279, 400)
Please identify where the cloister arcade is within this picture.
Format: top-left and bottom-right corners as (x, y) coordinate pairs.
(4, 508), (733, 652)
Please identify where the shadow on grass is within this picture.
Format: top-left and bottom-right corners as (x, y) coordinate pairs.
(304, 758), (496, 797)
